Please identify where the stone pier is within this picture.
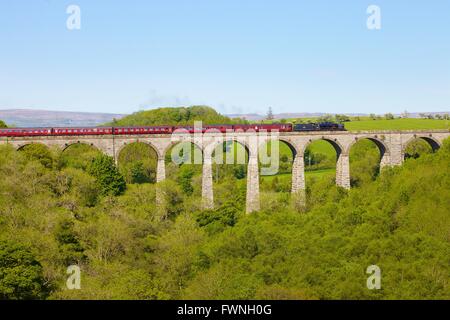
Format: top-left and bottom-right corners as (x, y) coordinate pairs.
(156, 156), (166, 183)
(246, 154), (260, 213)
(336, 153), (350, 189)
(202, 156), (214, 209)
(291, 154), (305, 193)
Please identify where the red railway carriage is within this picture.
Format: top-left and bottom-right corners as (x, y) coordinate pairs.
(113, 126), (173, 135)
(53, 127), (113, 135)
(204, 125), (234, 133)
(0, 123), (295, 137)
(0, 127), (52, 137)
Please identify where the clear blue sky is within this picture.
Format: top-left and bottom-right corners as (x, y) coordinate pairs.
(1, 0), (449, 115)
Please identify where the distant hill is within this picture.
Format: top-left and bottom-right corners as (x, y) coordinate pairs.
(0, 109), (125, 127)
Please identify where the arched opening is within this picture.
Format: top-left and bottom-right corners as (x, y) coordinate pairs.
(303, 139), (341, 185)
(349, 138), (384, 187)
(164, 142), (203, 196)
(18, 143), (54, 168)
(117, 142), (158, 184)
(259, 140), (296, 195)
(404, 137), (440, 159)
(211, 140), (249, 208)
(59, 143), (102, 170)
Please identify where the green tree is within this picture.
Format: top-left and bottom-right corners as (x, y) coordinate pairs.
(384, 113), (395, 120)
(87, 154), (126, 196)
(177, 165), (195, 195)
(19, 143), (54, 168)
(335, 114), (350, 123)
(109, 105), (244, 126)
(57, 143), (102, 170)
(0, 240), (48, 300)
(404, 139), (433, 159)
(130, 161), (148, 184)
(54, 218), (86, 265)
(118, 142), (157, 184)
(233, 165), (246, 179)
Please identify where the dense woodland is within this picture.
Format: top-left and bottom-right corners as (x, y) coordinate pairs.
(0, 106), (449, 300)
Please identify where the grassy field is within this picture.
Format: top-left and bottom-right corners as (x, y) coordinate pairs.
(253, 118), (450, 131)
(260, 168), (335, 183)
(344, 118), (450, 131)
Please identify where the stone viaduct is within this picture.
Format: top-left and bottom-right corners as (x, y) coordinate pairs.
(1, 129), (449, 213)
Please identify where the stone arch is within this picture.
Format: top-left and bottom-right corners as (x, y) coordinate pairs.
(163, 140), (204, 164)
(301, 137), (348, 189)
(205, 138), (256, 212)
(346, 136), (389, 158)
(16, 141), (54, 152)
(257, 138), (298, 194)
(300, 136), (344, 156)
(209, 138), (252, 164)
(347, 136), (391, 168)
(276, 138), (298, 157)
(116, 141), (160, 184)
(61, 141), (100, 153)
(59, 142), (103, 170)
(17, 142), (54, 168)
(402, 135), (441, 155)
(347, 137), (388, 187)
(163, 141), (204, 189)
(16, 142), (49, 151)
(116, 140), (161, 160)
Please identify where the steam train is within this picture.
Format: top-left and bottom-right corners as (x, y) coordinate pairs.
(0, 122), (345, 137)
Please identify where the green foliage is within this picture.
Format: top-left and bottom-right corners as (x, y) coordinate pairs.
(49, 167), (99, 209)
(87, 154), (126, 196)
(177, 165), (195, 195)
(335, 114), (351, 123)
(0, 119), (7, 128)
(195, 202), (240, 235)
(110, 105), (246, 126)
(54, 218), (86, 265)
(128, 161), (147, 184)
(57, 143), (101, 170)
(404, 139), (433, 159)
(304, 141), (336, 171)
(384, 113), (395, 120)
(349, 139), (380, 187)
(118, 142), (157, 184)
(19, 143), (54, 168)
(0, 240), (48, 299)
(156, 180), (185, 219)
(232, 164), (246, 179)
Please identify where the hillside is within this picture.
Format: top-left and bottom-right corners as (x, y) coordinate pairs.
(108, 106), (247, 126)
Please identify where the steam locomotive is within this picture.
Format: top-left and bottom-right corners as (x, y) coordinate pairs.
(0, 122), (345, 137)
